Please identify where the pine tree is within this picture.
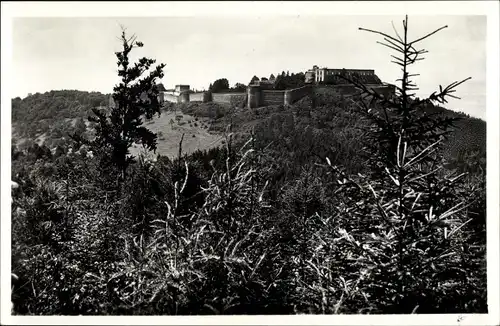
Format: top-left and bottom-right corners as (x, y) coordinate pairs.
(89, 28), (166, 182)
(328, 15), (474, 312)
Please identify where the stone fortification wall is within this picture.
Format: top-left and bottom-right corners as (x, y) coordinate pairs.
(190, 92), (211, 102)
(284, 85), (313, 105)
(248, 85), (312, 108)
(261, 90), (285, 106)
(158, 79), (394, 109)
(212, 93), (246, 106)
(164, 92), (179, 103)
(368, 84), (396, 98)
(179, 92), (190, 103)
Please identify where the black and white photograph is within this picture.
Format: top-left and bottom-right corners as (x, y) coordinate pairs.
(1, 1), (499, 325)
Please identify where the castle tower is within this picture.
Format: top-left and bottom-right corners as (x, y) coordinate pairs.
(247, 85), (261, 108)
(179, 91), (190, 103)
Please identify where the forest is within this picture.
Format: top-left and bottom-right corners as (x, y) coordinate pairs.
(10, 17), (487, 315)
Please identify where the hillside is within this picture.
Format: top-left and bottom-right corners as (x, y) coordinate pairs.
(180, 86), (486, 173)
(11, 87), (486, 172)
(11, 90), (109, 147)
(311, 86), (487, 160)
(11, 91), (230, 159)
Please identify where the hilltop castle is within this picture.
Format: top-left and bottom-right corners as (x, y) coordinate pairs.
(149, 65), (394, 109)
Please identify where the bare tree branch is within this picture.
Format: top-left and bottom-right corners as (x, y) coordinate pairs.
(384, 37), (404, 52)
(377, 41), (405, 53)
(359, 27), (404, 45)
(410, 25), (448, 45)
(391, 20), (404, 43)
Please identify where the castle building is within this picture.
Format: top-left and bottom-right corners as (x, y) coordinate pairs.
(305, 65), (318, 83)
(305, 65), (377, 84)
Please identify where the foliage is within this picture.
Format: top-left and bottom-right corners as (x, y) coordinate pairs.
(11, 90), (108, 139)
(209, 78), (230, 93)
(74, 118), (87, 137)
(274, 72), (306, 90)
(248, 75), (260, 85)
(233, 83), (247, 92)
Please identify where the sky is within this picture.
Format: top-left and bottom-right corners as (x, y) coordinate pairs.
(12, 15), (486, 118)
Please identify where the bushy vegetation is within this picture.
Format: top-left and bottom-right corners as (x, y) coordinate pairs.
(11, 17), (486, 315)
(248, 71), (307, 90)
(274, 71), (307, 90)
(208, 78), (230, 93)
(208, 78), (247, 94)
(12, 90), (109, 139)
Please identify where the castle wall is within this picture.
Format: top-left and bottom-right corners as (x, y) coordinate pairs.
(331, 84), (363, 95)
(248, 85), (312, 108)
(163, 92), (179, 103)
(158, 70), (391, 109)
(261, 90), (285, 106)
(179, 92), (190, 103)
(247, 86), (261, 108)
(368, 84), (396, 98)
(162, 90), (245, 105)
(284, 85), (313, 105)
(212, 93), (246, 105)
(190, 92), (211, 103)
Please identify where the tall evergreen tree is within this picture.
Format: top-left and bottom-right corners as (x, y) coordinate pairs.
(89, 29), (165, 181)
(330, 15), (473, 311)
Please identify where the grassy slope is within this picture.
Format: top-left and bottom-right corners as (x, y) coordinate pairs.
(130, 110), (225, 159)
